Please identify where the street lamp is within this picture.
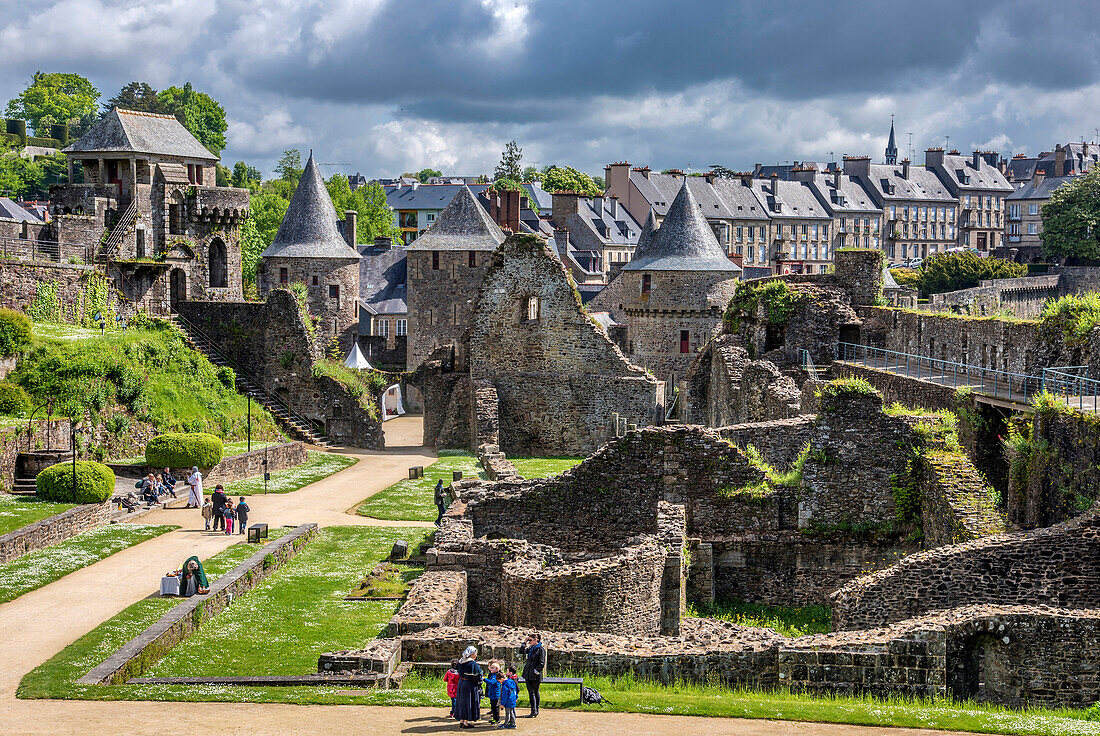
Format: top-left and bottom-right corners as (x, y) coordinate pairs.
(246, 392), (252, 453)
(70, 419), (81, 500)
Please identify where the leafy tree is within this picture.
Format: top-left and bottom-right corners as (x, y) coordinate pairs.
(592, 175), (605, 190)
(215, 164), (232, 187)
(231, 161), (262, 190)
(916, 251), (1027, 295)
(488, 177), (523, 194)
(889, 267), (921, 290)
(522, 165), (540, 182)
(0, 153), (43, 198)
(540, 165), (602, 196)
(274, 149), (303, 182)
(249, 188), (291, 247)
(5, 72), (100, 137)
(493, 140), (523, 182)
(103, 82), (166, 115)
(238, 215), (266, 288)
(1040, 168), (1100, 261)
(709, 164), (738, 178)
(156, 83), (227, 155)
(325, 174), (396, 244)
(415, 168), (442, 183)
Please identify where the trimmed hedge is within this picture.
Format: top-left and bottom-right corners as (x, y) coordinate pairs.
(0, 380), (30, 416)
(37, 461), (115, 503)
(145, 432), (224, 468)
(0, 308), (32, 356)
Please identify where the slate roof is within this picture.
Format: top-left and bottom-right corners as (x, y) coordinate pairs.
(261, 152), (360, 260)
(746, 178), (833, 219)
(935, 154), (1013, 194)
(524, 182), (554, 214)
(0, 197), (42, 223)
(359, 243), (407, 315)
(406, 185), (505, 251)
(859, 164), (955, 203)
(628, 171), (732, 218)
(1007, 175), (1075, 201)
(633, 209), (658, 259)
(63, 108), (217, 161)
(803, 172), (882, 215)
(1006, 156), (1039, 183)
(711, 178), (770, 220)
(386, 183), (491, 211)
(623, 181), (740, 273)
(556, 196), (643, 252)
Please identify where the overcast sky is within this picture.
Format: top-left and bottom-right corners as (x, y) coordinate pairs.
(3, 0), (1099, 180)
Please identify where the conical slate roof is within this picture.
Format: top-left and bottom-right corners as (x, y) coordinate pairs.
(261, 152), (360, 260)
(623, 181), (740, 273)
(406, 185), (505, 251)
(631, 208), (658, 261)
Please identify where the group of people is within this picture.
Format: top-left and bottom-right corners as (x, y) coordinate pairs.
(444, 633), (546, 729)
(136, 468), (178, 505)
(201, 484), (249, 534)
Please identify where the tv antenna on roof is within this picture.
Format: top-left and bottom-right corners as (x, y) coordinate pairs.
(907, 132), (914, 160)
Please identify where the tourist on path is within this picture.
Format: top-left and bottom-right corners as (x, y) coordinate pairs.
(499, 665), (519, 729)
(235, 496), (250, 535)
(201, 496), (213, 530)
(520, 632), (545, 718)
(454, 645), (482, 727)
(433, 479), (447, 525)
(223, 500), (235, 535)
(186, 467), (203, 508)
(445, 660), (459, 718)
(485, 659), (502, 723)
(211, 484), (228, 531)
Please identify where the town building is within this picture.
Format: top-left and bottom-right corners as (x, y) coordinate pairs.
(386, 182), (491, 245)
(790, 165), (884, 258)
(258, 152), (361, 346)
(1003, 170), (1071, 262)
(405, 185), (505, 368)
(1005, 143), (1100, 187)
(358, 238), (408, 369)
(56, 107), (249, 310)
(550, 191), (642, 282)
(741, 173), (834, 274)
(927, 149), (1013, 253)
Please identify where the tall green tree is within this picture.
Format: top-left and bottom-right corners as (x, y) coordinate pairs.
(1041, 168), (1100, 261)
(103, 82), (166, 115)
(415, 168), (441, 183)
(231, 161), (262, 190)
(540, 165), (602, 196)
(522, 165), (540, 182)
(238, 215), (266, 288)
(156, 83), (228, 155)
(249, 188), (291, 247)
(916, 251), (1026, 294)
(274, 149), (303, 182)
(493, 140), (523, 181)
(5, 72), (100, 137)
(325, 174), (396, 244)
(0, 154), (43, 198)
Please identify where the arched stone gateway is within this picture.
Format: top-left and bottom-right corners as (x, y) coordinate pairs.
(169, 267), (187, 310)
(208, 237), (228, 288)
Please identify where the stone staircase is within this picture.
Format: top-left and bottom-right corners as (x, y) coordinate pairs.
(168, 314), (330, 447)
(98, 199), (139, 262)
(13, 450), (75, 495)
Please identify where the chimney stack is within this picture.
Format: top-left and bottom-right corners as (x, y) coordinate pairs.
(592, 194), (604, 217)
(1055, 144), (1066, 177)
(504, 188), (521, 233)
(1032, 167), (1046, 187)
(553, 227), (569, 255)
(925, 147), (944, 169)
(901, 158), (910, 179)
(770, 172), (780, 195)
(608, 195), (618, 218)
(488, 190), (500, 223)
(971, 150), (981, 170)
(344, 210), (358, 248)
(739, 172), (754, 188)
(373, 236), (392, 251)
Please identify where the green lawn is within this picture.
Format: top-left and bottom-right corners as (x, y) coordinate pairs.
(221, 451), (358, 495)
(356, 452), (583, 522)
(0, 493), (76, 536)
(687, 600), (832, 637)
(0, 523), (175, 604)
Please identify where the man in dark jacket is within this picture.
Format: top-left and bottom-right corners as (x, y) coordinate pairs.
(211, 485), (228, 532)
(520, 632), (545, 717)
(433, 479), (447, 525)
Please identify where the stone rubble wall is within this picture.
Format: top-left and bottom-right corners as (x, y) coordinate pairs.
(920, 451), (1007, 548)
(832, 505), (1100, 630)
(927, 274), (1060, 319)
(386, 571), (467, 636)
(0, 502), (111, 565)
(476, 444), (519, 481)
(718, 417), (815, 471)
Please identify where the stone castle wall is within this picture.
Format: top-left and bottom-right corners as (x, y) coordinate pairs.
(470, 235), (662, 456)
(0, 502), (112, 565)
(718, 416), (816, 470)
(257, 256), (358, 346)
(407, 249), (492, 369)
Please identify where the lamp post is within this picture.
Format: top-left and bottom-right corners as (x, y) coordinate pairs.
(70, 419), (81, 500)
(247, 392), (252, 453)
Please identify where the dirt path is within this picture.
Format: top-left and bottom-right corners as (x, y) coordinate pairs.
(0, 416), (996, 735)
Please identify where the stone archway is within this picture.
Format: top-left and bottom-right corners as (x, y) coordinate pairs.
(169, 267), (187, 311)
(208, 237), (227, 288)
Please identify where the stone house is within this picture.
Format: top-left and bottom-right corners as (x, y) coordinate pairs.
(358, 238), (408, 369)
(549, 191), (642, 282)
(385, 182), (491, 245)
(405, 185), (505, 369)
(927, 149), (1013, 254)
(258, 152), (360, 347)
(711, 175), (771, 272)
(54, 107), (250, 311)
(790, 166), (884, 256)
(1004, 142), (1099, 187)
(742, 174), (834, 274)
(1003, 170), (1071, 263)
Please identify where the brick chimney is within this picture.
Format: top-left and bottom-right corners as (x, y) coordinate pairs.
(1055, 144), (1066, 177)
(842, 155), (870, 178)
(1032, 167), (1046, 187)
(503, 188), (521, 232)
(901, 158), (910, 179)
(344, 210), (357, 248)
(488, 190), (500, 223)
(373, 236), (392, 251)
(790, 165), (815, 184)
(552, 191), (583, 227)
(925, 147), (944, 169)
(739, 172), (754, 188)
(553, 227), (569, 255)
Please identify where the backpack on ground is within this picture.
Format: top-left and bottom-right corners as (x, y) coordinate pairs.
(581, 685), (611, 705)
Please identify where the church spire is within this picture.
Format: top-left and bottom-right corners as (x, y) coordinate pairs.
(885, 115), (898, 165)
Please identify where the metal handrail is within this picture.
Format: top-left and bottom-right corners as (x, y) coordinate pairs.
(169, 310), (327, 440)
(100, 199), (138, 259)
(799, 349), (820, 381)
(1042, 367), (1100, 413)
(0, 235), (94, 265)
(834, 341), (1044, 403)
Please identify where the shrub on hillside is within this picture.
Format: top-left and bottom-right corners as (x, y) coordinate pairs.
(0, 380), (30, 416)
(36, 461), (115, 503)
(916, 252), (1026, 295)
(0, 308), (32, 356)
(145, 432), (224, 468)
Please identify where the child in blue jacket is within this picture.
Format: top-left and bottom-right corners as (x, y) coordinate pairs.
(484, 659), (503, 723)
(498, 665), (519, 729)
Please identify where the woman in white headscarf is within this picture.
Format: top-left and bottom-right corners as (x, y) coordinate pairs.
(187, 466), (203, 508)
(454, 644), (482, 727)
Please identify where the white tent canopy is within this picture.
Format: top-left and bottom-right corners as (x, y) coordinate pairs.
(343, 343), (373, 370)
(382, 384), (405, 421)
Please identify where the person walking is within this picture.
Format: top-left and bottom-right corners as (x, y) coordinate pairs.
(433, 478), (447, 525)
(211, 484), (228, 532)
(186, 467), (203, 508)
(454, 645), (482, 727)
(201, 496), (213, 531)
(235, 496), (250, 535)
(520, 632), (545, 718)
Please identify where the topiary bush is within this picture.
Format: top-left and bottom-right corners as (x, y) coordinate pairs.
(0, 380), (30, 416)
(36, 461), (115, 503)
(0, 308), (32, 356)
(145, 432), (224, 468)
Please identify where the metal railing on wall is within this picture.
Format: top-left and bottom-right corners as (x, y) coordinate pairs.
(0, 236), (94, 265)
(1042, 366), (1100, 413)
(835, 341), (1044, 404)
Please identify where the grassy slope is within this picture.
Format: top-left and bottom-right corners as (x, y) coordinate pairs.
(221, 451), (358, 496)
(686, 601), (832, 637)
(0, 523), (176, 604)
(357, 453), (583, 522)
(0, 494), (75, 536)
